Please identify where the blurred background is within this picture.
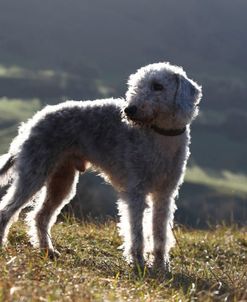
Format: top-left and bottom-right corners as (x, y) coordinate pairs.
(0, 0), (246, 228)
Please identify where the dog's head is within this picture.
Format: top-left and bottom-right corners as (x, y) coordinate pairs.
(125, 62), (202, 130)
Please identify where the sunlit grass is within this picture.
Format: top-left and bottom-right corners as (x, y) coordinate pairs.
(0, 98), (41, 153)
(0, 97), (40, 120)
(0, 64), (56, 80)
(186, 165), (247, 197)
(0, 220), (246, 301)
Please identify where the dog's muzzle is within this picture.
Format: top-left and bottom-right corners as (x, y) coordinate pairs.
(124, 105), (137, 118)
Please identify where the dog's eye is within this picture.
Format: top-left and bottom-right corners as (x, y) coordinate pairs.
(151, 82), (164, 91)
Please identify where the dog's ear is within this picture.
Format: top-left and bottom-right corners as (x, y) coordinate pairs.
(175, 74), (202, 105)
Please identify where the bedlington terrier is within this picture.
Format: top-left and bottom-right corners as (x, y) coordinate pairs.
(0, 62), (201, 271)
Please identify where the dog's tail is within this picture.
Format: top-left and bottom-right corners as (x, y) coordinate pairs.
(0, 153), (15, 187)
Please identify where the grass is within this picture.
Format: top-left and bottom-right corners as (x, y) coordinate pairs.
(0, 98), (40, 121)
(0, 219), (246, 302)
(186, 165), (247, 197)
(0, 64), (67, 81)
(0, 98), (41, 153)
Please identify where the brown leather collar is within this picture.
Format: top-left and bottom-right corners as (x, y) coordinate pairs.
(151, 125), (186, 136)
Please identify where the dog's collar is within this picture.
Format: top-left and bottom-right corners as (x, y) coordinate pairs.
(151, 125), (186, 136)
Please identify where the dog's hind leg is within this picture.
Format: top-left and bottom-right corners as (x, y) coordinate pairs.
(26, 157), (80, 258)
(0, 175), (46, 246)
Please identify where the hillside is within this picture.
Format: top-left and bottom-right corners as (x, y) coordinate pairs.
(0, 0), (247, 225)
(0, 220), (246, 301)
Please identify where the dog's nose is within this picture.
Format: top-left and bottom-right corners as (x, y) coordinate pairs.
(124, 105), (137, 117)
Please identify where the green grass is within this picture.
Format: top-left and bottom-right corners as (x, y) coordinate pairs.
(0, 98), (40, 121)
(0, 219), (246, 301)
(0, 98), (41, 153)
(186, 165), (247, 197)
(0, 64), (63, 81)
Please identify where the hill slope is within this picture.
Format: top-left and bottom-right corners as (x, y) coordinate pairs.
(0, 0), (247, 225)
(0, 220), (246, 301)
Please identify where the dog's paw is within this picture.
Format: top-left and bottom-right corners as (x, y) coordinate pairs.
(131, 254), (147, 277)
(150, 260), (171, 279)
(41, 248), (61, 260)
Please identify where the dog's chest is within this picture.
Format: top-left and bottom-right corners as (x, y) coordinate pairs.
(146, 136), (187, 188)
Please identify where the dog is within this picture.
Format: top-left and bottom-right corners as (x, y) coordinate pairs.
(0, 62), (201, 271)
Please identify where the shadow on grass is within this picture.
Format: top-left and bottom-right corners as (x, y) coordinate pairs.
(67, 247), (234, 298)
(168, 272), (230, 297)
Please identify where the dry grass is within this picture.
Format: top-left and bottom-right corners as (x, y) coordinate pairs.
(0, 218), (246, 301)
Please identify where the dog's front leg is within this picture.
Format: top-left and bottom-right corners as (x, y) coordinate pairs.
(118, 192), (146, 269)
(152, 191), (176, 273)
(129, 196), (146, 269)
